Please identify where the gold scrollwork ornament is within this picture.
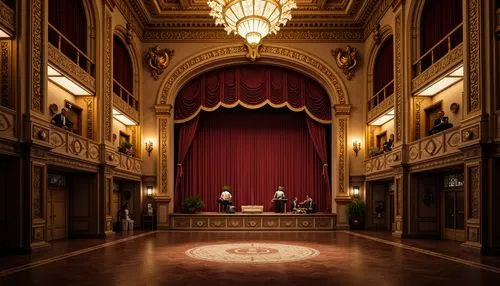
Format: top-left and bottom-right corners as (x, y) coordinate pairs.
(146, 46), (174, 80)
(331, 45), (359, 80)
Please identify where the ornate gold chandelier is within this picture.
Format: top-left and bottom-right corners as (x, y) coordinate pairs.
(207, 0), (297, 46)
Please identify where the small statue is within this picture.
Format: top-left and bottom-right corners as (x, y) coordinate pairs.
(147, 203), (153, 216)
(373, 23), (382, 45)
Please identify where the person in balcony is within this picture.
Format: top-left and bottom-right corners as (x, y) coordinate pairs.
(383, 134), (394, 152)
(428, 110), (453, 135)
(51, 107), (73, 130)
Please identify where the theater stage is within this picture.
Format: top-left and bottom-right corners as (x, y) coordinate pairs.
(170, 212), (337, 231)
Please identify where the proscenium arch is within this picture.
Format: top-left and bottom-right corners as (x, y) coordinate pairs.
(154, 44), (351, 215)
(156, 44), (350, 107)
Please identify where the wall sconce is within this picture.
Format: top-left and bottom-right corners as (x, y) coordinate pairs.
(145, 140), (153, 157)
(352, 186), (360, 197)
(146, 185), (154, 197)
(352, 139), (361, 156)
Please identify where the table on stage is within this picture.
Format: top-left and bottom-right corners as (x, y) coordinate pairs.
(273, 198), (288, 213)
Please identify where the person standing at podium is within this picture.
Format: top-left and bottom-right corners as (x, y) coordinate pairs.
(272, 186), (286, 213)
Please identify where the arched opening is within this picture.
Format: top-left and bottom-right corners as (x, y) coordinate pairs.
(173, 65), (332, 213)
(369, 36), (394, 111)
(113, 35), (136, 111)
(416, 0), (463, 74)
(48, 0), (94, 74)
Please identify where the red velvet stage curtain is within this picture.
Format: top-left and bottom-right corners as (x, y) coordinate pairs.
(113, 36), (133, 93)
(174, 66), (331, 123)
(373, 36), (394, 95)
(306, 117), (331, 212)
(420, 0), (463, 70)
(176, 110), (329, 213)
(48, 0), (88, 62)
(174, 115), (200, 207)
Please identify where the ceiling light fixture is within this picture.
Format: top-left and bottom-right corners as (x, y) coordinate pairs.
(368, 108), (395, 126)
(47, 65), (92, 96)
(416, 65), (463, 96)
(113, 108), (137, 126)
(207, 0), (297, 46)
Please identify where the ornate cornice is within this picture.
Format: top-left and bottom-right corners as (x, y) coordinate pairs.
(142, 28), (364, 42)
(115, 0), (145, 39)
(363, 0), (393, 39)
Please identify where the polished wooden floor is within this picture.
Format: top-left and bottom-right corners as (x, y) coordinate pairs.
(1, 231), (500, 285)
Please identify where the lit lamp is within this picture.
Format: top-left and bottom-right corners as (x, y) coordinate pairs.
(352, 186), (360, 197)
(145, 140), (153, 157)
(352, 139), (361, 156)
(146, 185), (154, 197)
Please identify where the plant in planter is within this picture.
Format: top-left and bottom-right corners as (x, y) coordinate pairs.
(182, 196), (205, 213)
(347, 197), (366, 229)
(118, 141), (135, 157)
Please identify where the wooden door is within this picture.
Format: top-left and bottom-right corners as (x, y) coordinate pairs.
(442, 188), (464, 241)
(47, 188), (68, 241)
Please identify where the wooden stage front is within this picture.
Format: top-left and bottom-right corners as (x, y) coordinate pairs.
(170, 212), (337, 231)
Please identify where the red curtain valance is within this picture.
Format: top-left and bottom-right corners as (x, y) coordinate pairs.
(174, 66), (332, 123)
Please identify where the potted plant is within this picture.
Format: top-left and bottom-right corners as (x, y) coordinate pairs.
(182, 196), (205, 213)
(118, 141), (135, 157)
(347, 197), (366, 229)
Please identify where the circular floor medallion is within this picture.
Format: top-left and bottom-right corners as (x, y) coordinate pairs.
(185, 243), (319, 263)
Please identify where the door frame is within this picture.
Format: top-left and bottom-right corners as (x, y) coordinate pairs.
(441, 187), (465, 241)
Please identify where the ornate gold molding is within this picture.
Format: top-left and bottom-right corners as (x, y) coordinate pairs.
(394, 12), (402, 142)
(0, 40), (11, 108)
(337, 118), (346, 193)
(466, 0), (480, 113)
(331, 45), (359, 80)
(30, 0), (44, 113)
(158, 117), (168, 194)
(104, 11), (113, 142)
(363, 0), (393, 39)
(367, 94), (394, 122)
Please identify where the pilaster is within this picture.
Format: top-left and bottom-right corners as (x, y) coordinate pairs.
(99, 165), (115, 237)
(155, 104), (172, 229)
(333, 104), (350, 229)
(392, 165), (409, 237)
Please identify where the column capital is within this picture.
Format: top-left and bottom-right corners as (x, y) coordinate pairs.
(333, 104), (351, 117)
(155, 104), (173, 117)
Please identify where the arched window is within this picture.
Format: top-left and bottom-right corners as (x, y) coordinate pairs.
(418, 0), (462, 73)
(369, 36), (394, 111)
(48, 0), (93, 74)
(113, 35), (137, 110)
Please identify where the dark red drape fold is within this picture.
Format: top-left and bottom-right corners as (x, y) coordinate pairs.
(174, 66), (331, 122)
(306, 117), (331, 212)
(373, 36), (394, 94)
(113, 36), (133, 93)
(420, 0), (463, 70)
(175, 114), (200, 188)
(176, 110), (330, 213)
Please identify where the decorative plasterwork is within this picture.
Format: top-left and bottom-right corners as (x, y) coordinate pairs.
(364, 150), (401, 176)
(407, 127), (461, 164)
(47, 44), (96, 93)
(394, 11), (402, 142)
(146, 45), (174, 80)
(331, 45), (359, 80)
(337, 118), (346, 193)
(157, 44), (349, 106)
(104, 11), (113, 142)
(113, 93), (139, 122)
(466, 0), (480, 113)
(116, 153), (142, 175)
(49, 126), (101, 164)
(159, 117), (168, 194)
(30, 0), (44, 113)
(363, 0), (392, 39)
(0, 41), (11, 108)
(0, 1), (15, 36)
(411, 43), (463, 93)
(367, 94), (394, 122)
(142, 28), (365, 42)
(468, 166), (480, 219)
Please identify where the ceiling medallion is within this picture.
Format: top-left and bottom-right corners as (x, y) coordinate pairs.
(207, 0), (297, 46)
(331, 45), (359, 80)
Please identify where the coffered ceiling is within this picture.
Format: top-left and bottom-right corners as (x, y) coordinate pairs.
(121, 0), (390, 42)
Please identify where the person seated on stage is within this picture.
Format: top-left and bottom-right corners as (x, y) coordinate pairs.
(300, 195), (316, 214)
(220, 187), (232, 212)
(291, 197), (299, 213)
(428, 110), (453, 136)
(51, 107), (73, 130)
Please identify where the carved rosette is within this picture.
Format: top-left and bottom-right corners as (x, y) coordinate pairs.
(331, 45), (359, 80)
